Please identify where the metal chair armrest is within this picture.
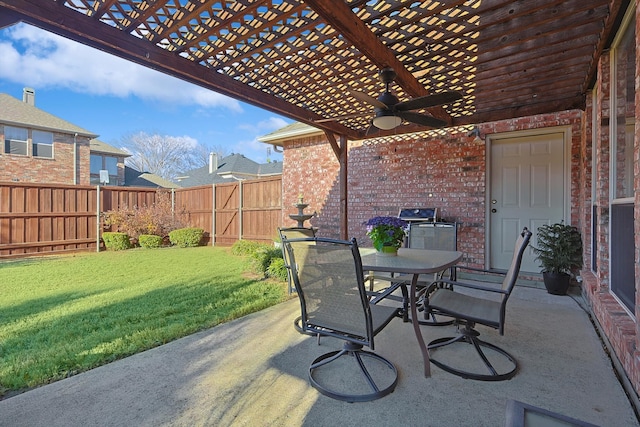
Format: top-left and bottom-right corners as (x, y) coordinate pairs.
(431, 278), (508, 294)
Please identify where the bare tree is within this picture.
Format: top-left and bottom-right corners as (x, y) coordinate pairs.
(120, 132), (224, 180)
(191, 143), (228, 168)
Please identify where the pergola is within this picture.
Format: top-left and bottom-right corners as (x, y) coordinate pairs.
(0, 0), (624, 235)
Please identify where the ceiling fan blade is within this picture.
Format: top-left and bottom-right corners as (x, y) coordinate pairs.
(349, 89), (388, 109)
(395, 91), (463, 111)
(396, 111), (447, 128)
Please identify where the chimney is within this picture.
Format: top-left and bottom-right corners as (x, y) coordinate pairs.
(23, 87), (35, 106)
(209, 152), (218, 174)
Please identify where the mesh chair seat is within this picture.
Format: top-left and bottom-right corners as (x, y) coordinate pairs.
(429, 289), (501, 328)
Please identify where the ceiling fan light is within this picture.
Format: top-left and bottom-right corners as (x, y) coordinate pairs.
(372, 111), (402, 130)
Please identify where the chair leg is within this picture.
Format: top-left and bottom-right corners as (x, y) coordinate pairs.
(412, 282), (455, 326)
(427, 322), (518, 381)
(294, 316), (322, 344)
(308, 341), (398, 402)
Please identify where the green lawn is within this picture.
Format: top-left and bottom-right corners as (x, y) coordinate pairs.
(0, 246), (288, 397)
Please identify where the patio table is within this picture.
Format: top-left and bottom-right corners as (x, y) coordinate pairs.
(360, 248), (463, 377)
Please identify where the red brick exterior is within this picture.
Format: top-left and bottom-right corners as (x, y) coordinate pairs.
(283, 111), (582, 268)
(0, 131), (91, 185)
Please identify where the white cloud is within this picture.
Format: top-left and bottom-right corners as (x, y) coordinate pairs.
(0, 23), (242, 111)
(238, 116), (289, 133)
(233, 137), (283, 163)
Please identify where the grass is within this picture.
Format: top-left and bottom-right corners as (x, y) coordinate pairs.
(0, 246), (288, 397)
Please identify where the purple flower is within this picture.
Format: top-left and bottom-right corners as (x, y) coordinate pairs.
(362, 216), (408, 251)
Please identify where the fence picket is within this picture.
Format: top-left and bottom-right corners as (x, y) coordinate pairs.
(0, 177), (282, 258)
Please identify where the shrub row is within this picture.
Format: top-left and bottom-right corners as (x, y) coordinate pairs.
(102, 227), (204, 251)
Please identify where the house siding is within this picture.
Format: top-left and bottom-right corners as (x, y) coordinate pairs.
(0, 129), (91, 185)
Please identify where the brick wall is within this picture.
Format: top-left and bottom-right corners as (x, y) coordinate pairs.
(283, 111), (582, 268)
(0, 132), (91, 185)
(578, 4), (640, 397)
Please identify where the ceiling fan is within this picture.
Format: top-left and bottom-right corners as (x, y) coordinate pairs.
(348, 67), (462, 134)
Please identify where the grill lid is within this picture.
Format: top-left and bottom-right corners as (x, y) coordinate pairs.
(398, 208), (437, 222)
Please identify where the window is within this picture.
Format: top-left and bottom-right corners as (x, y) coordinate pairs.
(609, 4), (635, 316)
(4, 126), (28, 155)
(90, 155), (103, 174)
(105, 157), (118, 175)
(90, 154), (120, 185)
(32, 130), (53, 158)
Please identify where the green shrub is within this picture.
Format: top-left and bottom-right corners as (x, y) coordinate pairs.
(250, 246), (283, 277)
(169, 227), (204, 247)
(266, 257), (288, 281)
(138, 234), (163, 249)
(231, 240), (264, 256)
(102, 232), (131, 251)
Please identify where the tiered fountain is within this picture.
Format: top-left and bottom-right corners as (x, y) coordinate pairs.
(289, 194), (316, 227)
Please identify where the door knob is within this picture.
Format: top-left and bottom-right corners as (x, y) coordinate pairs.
(491, 208), (497, 213)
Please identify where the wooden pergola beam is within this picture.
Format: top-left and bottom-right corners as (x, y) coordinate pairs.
(0, 0), (361, 140)
(324, 131), (348, 239)
(304, 0), (452, 124)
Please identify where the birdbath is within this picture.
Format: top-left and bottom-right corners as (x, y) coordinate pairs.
(289, 194), (316, 227)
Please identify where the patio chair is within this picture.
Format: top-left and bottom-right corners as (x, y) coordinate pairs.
(424, 227), (532, 381)
(278, 227), (316, 295)
(284, 237), (401, 402)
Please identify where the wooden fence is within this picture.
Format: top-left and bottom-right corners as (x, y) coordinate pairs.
(0, 177), (282, 258)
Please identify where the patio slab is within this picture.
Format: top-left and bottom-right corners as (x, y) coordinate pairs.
(0, 285), (638, 427)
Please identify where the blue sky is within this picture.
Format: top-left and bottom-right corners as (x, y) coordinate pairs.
(0, 23), (290, 163)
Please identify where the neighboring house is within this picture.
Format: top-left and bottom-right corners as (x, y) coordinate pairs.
(175, 152), (282, 187)
(1, 88), (173, 188)
(0, 88), (96, 185)
(125, 166), (179, 189)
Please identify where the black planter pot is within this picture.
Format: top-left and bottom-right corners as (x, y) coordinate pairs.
(542, 271), (571, 295)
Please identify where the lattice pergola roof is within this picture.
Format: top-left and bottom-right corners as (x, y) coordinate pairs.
(0, 1), (623, 141)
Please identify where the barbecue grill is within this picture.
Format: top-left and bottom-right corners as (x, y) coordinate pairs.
(398, 207), (456, 251)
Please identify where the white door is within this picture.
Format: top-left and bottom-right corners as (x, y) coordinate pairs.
(489, 132), (566, 272)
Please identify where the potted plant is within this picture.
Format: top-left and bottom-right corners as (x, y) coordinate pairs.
(363, 216), (408, 256)
(532, 222), (583, 295)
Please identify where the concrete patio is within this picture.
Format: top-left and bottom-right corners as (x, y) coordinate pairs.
(0, 284), (638, 427)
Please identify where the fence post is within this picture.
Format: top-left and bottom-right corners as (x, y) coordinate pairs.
(171, 188), (175, 219)
(96, 185), (101, 252)
(238, 180), (243, 241)
(211, 184), (216, 247)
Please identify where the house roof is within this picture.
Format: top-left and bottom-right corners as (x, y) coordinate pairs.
(175, 153), (282, 188)
(90, 139), (130, 157)
(124, 166), (179, 189)
(0, 1), (623, 141)
(258, 122), (323, 145)
(0, 93), (97, 138)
